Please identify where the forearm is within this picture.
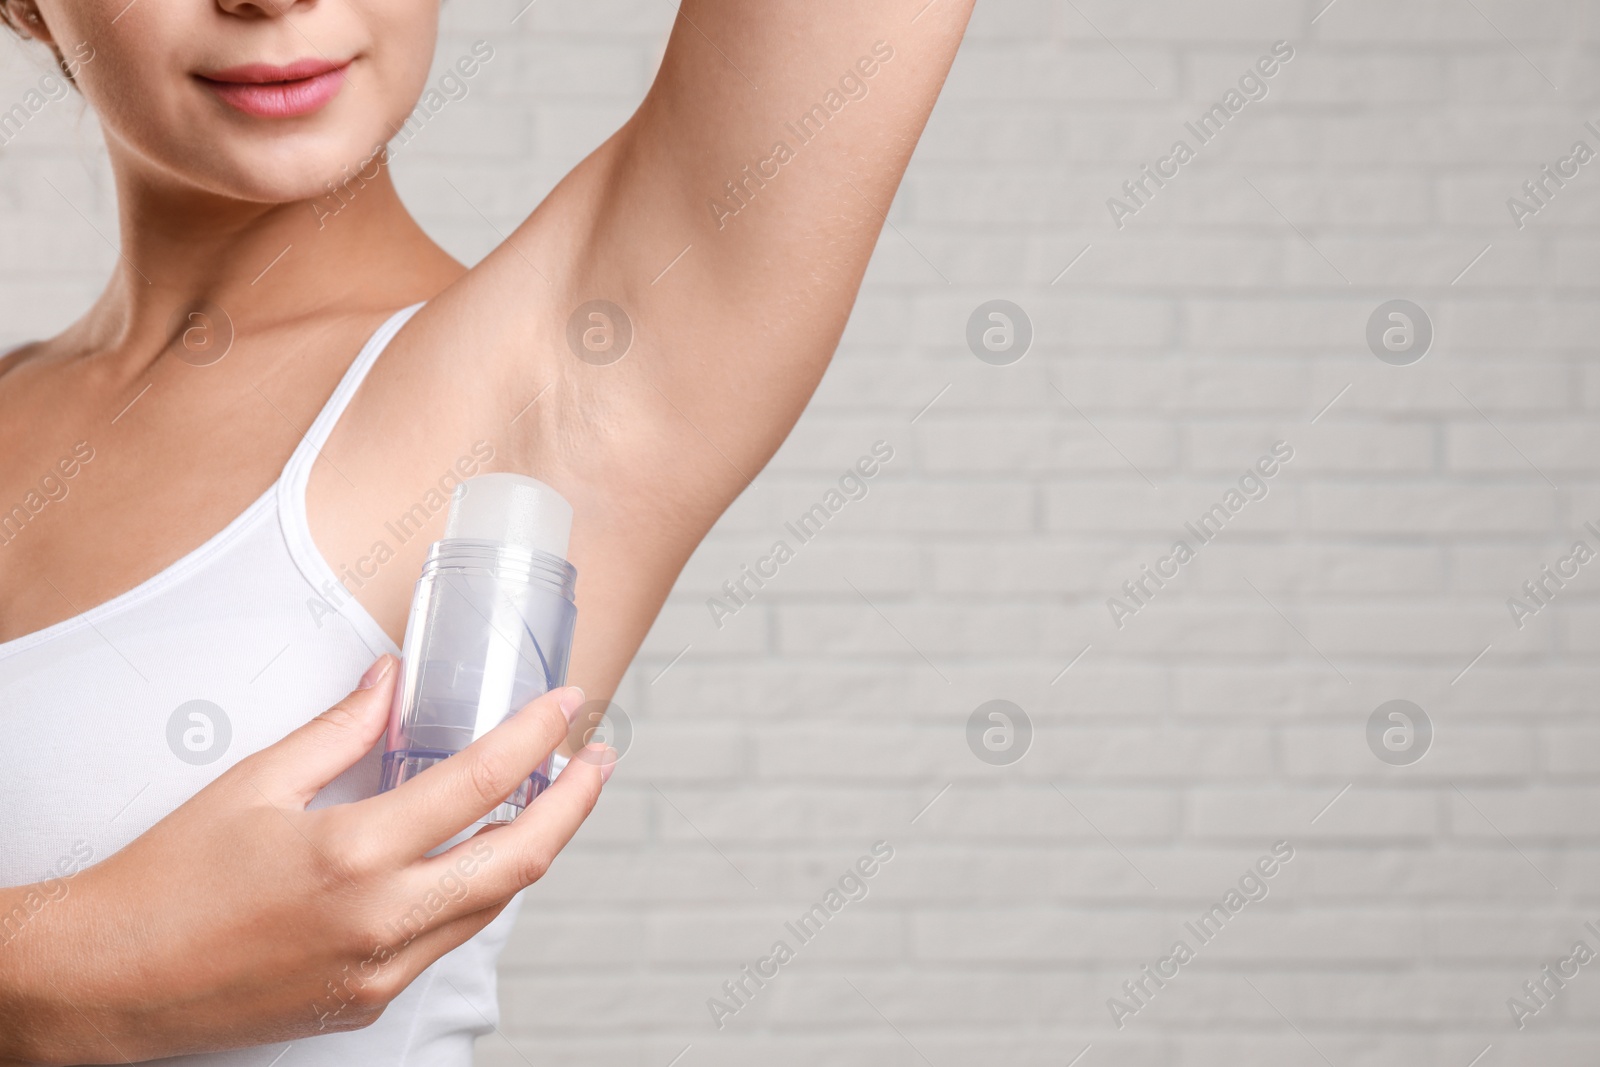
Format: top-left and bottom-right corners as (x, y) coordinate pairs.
(0, 876), (129, 1066)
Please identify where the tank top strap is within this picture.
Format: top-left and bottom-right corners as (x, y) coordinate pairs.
(281, 302), (425, 485)
(275, 301), (425, 657)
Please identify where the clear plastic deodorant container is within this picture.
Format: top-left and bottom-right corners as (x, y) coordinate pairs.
(379, 473), (578, 824)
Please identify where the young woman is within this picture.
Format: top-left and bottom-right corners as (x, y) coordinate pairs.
(0, 0), (972, 1062)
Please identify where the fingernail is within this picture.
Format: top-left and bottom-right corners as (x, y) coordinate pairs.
(558, 686), (586, 724)
(598, 747), (618, 783)
(357, 655), (392, 690)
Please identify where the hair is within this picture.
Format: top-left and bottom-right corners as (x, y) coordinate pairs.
(1, 5), (78, 87)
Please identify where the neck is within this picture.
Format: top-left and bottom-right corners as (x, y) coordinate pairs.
(70, 138), (460, 371)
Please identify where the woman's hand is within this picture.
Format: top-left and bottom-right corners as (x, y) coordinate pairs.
(0, 654), (612, 1065)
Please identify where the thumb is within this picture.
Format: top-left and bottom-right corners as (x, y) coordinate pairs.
(258, 654), (398, 805)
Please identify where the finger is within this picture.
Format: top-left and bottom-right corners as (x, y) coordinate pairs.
(394, 898), (509, 970)
(255, 655), (398, 804)
(411, 743), (612, 913)
(360, 684), (585, 858)
(315, 899), (510, 1027)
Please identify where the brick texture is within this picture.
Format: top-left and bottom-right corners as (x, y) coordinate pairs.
(4, 0), (1599, 1064)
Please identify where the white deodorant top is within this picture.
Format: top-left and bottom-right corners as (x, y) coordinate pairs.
(445, 473), (573, 560)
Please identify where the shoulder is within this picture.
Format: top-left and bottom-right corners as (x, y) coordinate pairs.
(0, 340), (42, 380)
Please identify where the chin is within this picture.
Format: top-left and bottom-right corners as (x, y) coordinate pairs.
(142, 119), (390, 206)
(226, 139), (383, 205)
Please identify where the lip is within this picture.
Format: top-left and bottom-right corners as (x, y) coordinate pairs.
(195, 57), (351, 119)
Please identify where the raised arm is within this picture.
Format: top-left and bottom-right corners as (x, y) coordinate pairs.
(325, 1), (975, 693)
(539, 0), (976, 472)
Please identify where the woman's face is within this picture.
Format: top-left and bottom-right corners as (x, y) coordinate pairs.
(23, 0), (439, 202)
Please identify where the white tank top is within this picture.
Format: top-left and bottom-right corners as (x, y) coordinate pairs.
(0, 303), (522, 1065)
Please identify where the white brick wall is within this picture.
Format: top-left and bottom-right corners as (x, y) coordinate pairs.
(5, 0), (1600, 1063)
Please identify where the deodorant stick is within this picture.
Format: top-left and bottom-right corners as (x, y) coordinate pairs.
(379, 473), (578, 824)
